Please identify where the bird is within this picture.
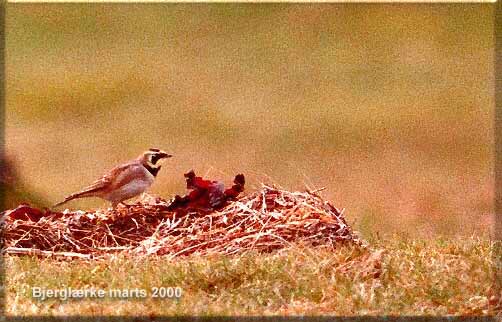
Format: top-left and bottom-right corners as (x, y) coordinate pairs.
(54, 148), (173, 208)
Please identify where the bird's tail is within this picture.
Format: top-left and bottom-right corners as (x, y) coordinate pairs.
(53, 191), (91, 208)
(53, 199), (69, 207)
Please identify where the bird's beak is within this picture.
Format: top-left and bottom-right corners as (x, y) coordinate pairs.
(159, 152), (173, 159)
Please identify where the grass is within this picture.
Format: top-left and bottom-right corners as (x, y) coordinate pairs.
(5, 236), (498, 316)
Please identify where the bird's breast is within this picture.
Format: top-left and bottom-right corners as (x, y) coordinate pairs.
(107, 178), (153, 202)
(120, 178), (152, 194)
(105, 165), (156, 202)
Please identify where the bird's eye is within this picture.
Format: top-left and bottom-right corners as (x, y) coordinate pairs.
(151, 153), (161, 164)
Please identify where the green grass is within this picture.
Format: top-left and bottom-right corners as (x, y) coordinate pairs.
(5, 237), (498, 316)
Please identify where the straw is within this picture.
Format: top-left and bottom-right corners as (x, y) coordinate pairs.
(2, 185), (363, 259)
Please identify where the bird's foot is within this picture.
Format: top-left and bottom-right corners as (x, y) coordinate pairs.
(118, 201), (132, 208)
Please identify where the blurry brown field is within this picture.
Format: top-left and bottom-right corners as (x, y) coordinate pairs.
(4, 4), (494, 239)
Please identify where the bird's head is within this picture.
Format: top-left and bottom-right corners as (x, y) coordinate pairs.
(140, 148), (173, 169)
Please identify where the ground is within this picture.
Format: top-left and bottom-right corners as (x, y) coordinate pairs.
(4, 237), (498, 316)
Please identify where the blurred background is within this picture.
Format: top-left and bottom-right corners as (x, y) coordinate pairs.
(4, 4), (494, 238)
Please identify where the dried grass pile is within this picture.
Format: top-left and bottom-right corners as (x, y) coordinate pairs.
(2, 185), (363, 259)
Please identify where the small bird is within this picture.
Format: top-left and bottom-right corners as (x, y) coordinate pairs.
(54, 148), (173, 208)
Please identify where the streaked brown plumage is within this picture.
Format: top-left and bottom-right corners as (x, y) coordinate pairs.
(54, 148), (172, 208)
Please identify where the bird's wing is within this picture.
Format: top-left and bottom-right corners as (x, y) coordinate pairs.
(109, 163), (148, 190)
(79, 161), (137, 194)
